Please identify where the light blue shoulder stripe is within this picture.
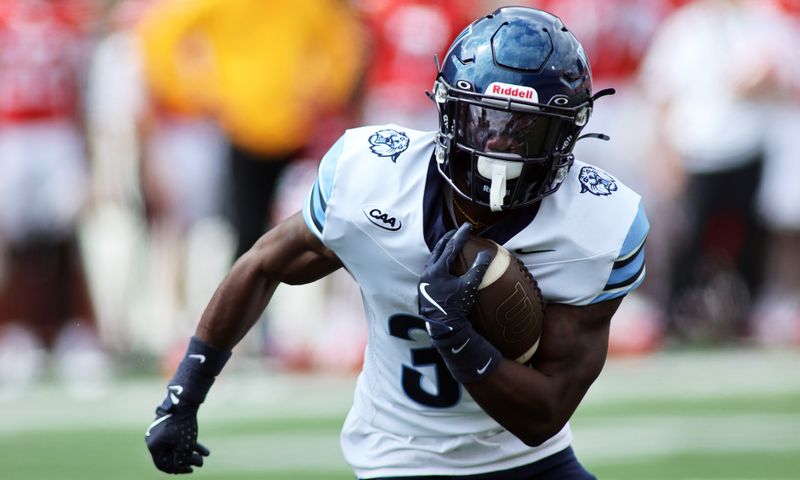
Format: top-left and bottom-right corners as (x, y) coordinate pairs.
(317, 134), (345, 205)
(619, 203), (649, 259)
(302, 185), (323, 240)
(302, 180), (326, 239)
(301, 134), (346, 240)
(590, 202), (650, 304)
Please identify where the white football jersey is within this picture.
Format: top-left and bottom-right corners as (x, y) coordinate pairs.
(302, 125), (648, 478)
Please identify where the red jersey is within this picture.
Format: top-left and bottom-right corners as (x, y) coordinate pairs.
(0, 0), (95, 122)
(359, 0), (479, 107)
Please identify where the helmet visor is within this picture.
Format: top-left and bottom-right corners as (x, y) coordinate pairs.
(455, 102), (560, 159)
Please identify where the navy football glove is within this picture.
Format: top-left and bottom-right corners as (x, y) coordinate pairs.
(145, 337), (230, 474)
(145, 400), (208, 474)
(418, 223), (501, 383)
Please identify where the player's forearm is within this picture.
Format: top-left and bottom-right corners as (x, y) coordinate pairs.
(465, 302), (612, 446)
(195, 251), (279, 350)
(193, 213), (340, 350)
(465, 358), (588, 446)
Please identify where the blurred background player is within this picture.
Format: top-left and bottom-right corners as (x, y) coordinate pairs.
(135, 0), (369, 367)
(0, 0), (109, 393)
(134, 0), (368, 260)
(82, 0), (151, 357)
(82, 0), (235, 365)
(750, 0), (800, 345)
(639, 0), (799, 343)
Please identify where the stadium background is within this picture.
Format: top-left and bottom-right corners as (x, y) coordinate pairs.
(0, 0), (799, 479)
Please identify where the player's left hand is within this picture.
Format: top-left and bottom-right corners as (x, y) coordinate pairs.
(145, 402), (209, 474)
(418, 223), (491, 340)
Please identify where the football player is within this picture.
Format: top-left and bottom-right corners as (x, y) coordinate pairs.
(145, 7), (649, 479)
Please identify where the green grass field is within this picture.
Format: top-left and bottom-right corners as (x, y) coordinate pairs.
(1, 348), (798, 480)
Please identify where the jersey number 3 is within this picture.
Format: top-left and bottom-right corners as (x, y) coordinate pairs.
(388, 314), (460, 408)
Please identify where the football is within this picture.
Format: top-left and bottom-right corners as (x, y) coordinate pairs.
(452, 235), (544, 364)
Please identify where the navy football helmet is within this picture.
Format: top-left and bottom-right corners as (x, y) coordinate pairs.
(431, 7), (610, 211)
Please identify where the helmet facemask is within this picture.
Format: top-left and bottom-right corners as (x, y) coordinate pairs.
(433, 77), (590, 211)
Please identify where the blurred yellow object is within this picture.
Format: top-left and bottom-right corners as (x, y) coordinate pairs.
(138, 0), (366, 156)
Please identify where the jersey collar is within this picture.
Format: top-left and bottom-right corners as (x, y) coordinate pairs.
(422, 155), (540, 251)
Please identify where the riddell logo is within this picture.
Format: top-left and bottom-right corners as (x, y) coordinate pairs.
(486, 82), (538, 102)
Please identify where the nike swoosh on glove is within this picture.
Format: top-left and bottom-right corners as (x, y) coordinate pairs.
(146, 402), (209, 474)
(145, 337), (230, 474)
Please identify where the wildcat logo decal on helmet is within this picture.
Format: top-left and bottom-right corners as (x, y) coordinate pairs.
(579, 166), (618, 196)
(368, 129), (410, 163)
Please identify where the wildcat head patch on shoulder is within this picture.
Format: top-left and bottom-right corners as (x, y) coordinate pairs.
(368, 129), (410, 163)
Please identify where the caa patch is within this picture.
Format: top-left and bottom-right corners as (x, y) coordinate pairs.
(363, 206), (402, 231)
(579, 166), (618, 196)
(368, 129), (410, 163)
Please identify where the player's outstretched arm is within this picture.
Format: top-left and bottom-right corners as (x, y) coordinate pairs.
(465, 298), (621, 447)
(195, 211), (342, 349)
(145, 212), (341, 474)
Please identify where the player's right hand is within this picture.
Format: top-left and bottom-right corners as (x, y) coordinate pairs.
(145, 337), (231, 473)
(418, 223), (491, 340)
(145, 403), (209, 474)
(418, 223), (500, 383)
